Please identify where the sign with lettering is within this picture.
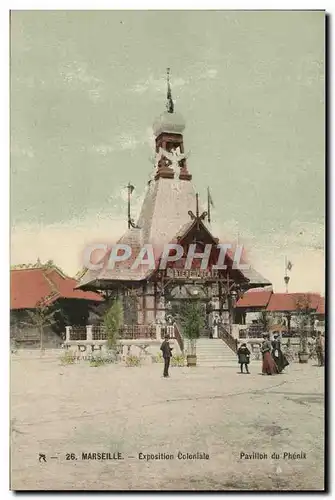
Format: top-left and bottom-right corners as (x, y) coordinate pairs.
(166, 269), (220, 279)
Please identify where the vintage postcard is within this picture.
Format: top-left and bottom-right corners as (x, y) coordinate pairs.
(10, 10), (325, 491)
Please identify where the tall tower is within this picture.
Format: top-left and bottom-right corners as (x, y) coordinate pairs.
(152, 69), (192, 181)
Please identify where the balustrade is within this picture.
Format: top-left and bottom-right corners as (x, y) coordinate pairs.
(92, 326), (107, 340)
(218, 325), (238, 353)
(173, 323), (184, 352)
(119, 324), (156, 339)
(65, 323), (171, 342)
(69, 326), (87, 341)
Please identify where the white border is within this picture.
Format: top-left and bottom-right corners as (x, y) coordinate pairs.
(3, 4), (331, 499)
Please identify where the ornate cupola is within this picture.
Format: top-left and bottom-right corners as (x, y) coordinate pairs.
(152, 68), (192, 181)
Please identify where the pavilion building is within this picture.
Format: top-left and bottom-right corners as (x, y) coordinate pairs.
(11, 261), (103, 348)
(77, 72), (271, 345)
(234, 289), (325, 340)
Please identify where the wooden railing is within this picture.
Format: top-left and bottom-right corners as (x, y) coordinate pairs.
(119, 324), (156, 340)
(69, 326), (87, 341)
(173, 322), (184, 353)
(92, 326), (107, 340)
(218, 325), (238, 353)
(238, 325), (316, 340)
(13, 328), (40, 342)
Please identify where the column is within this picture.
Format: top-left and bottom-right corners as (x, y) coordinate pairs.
(167, 325), (174, 338)
(86, 325), (93, 342)
(65, 326), (71, 342)
(156, 323), (162, 341)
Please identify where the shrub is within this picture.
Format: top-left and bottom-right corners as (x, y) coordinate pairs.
(89, 356), (107, 367)
(59, 350), (76, 365)
(178, 301), (204, 355)
(103, 299), (124, 350)
(152, 352), (164, 363)
(125, 355), (141, 367)
(171, 354), (186, 367)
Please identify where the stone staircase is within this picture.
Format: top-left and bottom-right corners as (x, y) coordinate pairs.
(196, 338), (238, 367)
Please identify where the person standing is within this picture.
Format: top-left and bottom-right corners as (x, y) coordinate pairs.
(308, 335), (317, 360)
(237, 343), (251, 374)
(261, 334), (279, 375)
(160, 334), (173, 378)
(271, 333), (289, 373)
(316, 331), (325, 366)
(212, 315), (219, 339)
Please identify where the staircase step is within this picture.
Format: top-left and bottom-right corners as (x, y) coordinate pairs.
(197, 356), (236, 360)
(193, 338), (238, 367)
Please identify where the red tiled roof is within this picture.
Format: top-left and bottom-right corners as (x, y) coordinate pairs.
(11, 266), (103, 310)
(236, 290), (324, 314)
(236, 290), (273, 308)
(315, 297), (325, 315)
(266, 293), (321, 313)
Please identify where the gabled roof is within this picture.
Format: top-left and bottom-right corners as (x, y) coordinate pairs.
(266, 293), (321, 313)
(78, 176), (271, 289)
(315, 297), (325, 315)
(236, 290), (325, 314)
(236, 289), (273, 308)
(11, 266), (103, 310)
(240, 267), (272, 288)
(79, 177), (199, 286)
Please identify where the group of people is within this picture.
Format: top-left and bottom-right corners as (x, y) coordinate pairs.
(161, 330), (325, 378)
(237, 333), (289, 375)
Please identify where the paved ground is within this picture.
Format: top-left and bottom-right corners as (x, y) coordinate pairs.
(10, 352), (325, 491)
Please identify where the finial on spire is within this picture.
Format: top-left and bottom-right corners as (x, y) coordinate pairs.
(166, 68), (174, 114)
(187, 193), (208, 228)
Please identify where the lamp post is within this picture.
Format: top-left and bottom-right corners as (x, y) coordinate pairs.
(284, 256), (292, 293)
(284, 275), (290, 294)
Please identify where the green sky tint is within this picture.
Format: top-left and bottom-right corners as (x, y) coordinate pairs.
(10, 10), (325, 292)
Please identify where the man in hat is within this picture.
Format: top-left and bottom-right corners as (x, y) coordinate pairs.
(160, 334), (173, 378)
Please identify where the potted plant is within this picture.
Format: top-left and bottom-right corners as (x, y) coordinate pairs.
(103, 298), (124, 361)
(178, 300), (204, 367)
(298, 331), (309, 363)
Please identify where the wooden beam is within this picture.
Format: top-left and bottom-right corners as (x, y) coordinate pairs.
(142, 282), (147, 324)
(154, 282), (157, 318)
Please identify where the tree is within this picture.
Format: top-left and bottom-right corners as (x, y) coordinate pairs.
(21, 300), (59, 351)
(258, 311), (273, 333)
(295, 294), (313, 354)
(103, 298), (124, 350)
(178, 300), (205, 355)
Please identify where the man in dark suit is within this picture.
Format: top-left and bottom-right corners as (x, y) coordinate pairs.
(160, 334), (173, 378)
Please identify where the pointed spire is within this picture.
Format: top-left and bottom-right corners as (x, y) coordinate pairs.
(166, 67), (174, 114)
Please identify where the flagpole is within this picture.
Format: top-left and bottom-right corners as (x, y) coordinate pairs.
(127, 182), (131, 229)
(207, 187), (211, 224)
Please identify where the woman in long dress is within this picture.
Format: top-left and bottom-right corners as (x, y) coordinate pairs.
(261, 334), (279, 375)
(271, 333), (289, 373)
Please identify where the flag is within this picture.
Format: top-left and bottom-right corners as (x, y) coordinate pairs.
(287, 260), (293, 271)
(207, 187), (214, 208)
(127, 183), (135, 195)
